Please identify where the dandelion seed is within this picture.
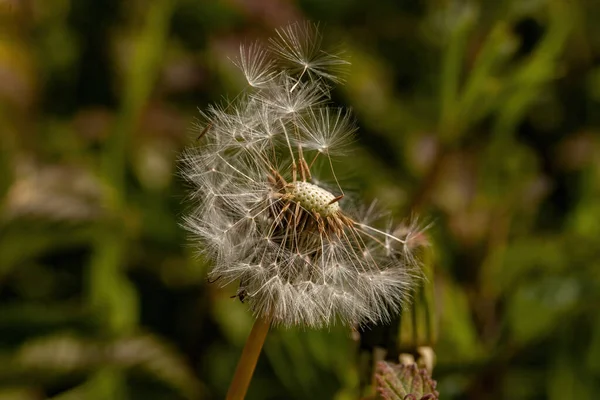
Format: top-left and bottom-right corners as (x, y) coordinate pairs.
(269, 21), (350, 83)
(183, 23), (426, 329)
(233, 42), (277, 88)
(297, 107), (356, 155)
(252, 74), (326, 116)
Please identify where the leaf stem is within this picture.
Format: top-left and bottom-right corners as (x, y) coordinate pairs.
(226, 316), (272, 400)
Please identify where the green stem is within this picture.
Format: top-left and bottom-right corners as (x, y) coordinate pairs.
(411, 299), (419, 348)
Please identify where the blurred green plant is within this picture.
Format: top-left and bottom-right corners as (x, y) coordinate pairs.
(1, 0), (600, 398)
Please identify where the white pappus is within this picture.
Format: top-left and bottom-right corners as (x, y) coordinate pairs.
(182, 22), (426, 328)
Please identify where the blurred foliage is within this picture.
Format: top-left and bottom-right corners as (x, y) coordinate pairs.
(1, 0), (600, 399)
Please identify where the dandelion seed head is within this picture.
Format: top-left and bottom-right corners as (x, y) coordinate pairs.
(182, 23), (427, 328)
(287, 181), (340, 217)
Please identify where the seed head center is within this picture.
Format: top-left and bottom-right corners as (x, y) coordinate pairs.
(288, 182), (340, 217)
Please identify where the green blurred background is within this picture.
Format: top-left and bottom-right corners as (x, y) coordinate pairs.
(1, 0), (600, 399)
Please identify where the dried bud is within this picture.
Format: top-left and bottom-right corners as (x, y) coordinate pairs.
(375, 361), (439, 400)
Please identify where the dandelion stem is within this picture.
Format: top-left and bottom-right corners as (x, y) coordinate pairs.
(226, 316), (272, 400)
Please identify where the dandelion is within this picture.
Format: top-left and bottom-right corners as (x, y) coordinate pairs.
(182, 22), (426, 399)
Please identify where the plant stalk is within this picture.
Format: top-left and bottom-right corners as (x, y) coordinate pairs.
(226, 316), (271, 400)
